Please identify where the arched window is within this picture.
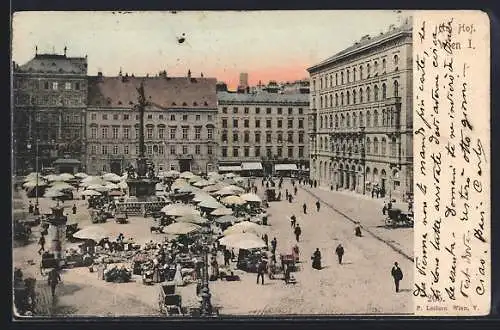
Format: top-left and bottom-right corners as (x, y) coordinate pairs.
(359, 88), (364, 103)
(320, 116), (323, 129)
(329, 94), (333, 107)
(373, 110), (379, 126)
(382, 58), (386, 72)
(341, 71), (344, 84)
(329, 114), (333, 128)
(353, 68), (357, 81)
(335, 93), (339, 106)
(374, 137), (379, 154)
(347, 69), (350, 83)
(366, 86), (371, 102)
(382, 109), (386, 126)
(366, 137), (371, 153)
(394, 80), (399, 97)
(366, 110), (371, 127)
(335, 73), (338, 85)
(335, 114), (339, 128)
(382, 83), (387, 99)
(341, 114), (345, 127)
(359, 65), (363, 80)
(353, 90), (357, 104)
(381, 137), (387, 155)
(341, 92), (344, 106)
(346, 113), (351, 127)
(353, 112), (357, 127)
(367, 63), (371, 77)
(394, 54), (399, 66)
(312, 97), (316, 109)
(391, 137), (397, 156)
(374, 61), (378, 74)
(346, 91), (350, 105)
(374, 85), (379, 101)
(359, 111), (364, 126)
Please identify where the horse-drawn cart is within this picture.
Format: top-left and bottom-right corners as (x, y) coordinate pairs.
(158, 282), (184, 316)
(385, 208), (414, 228)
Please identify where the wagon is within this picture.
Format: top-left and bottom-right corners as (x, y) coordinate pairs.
(158, 282), (183, 316)
(385, 208), (414, 228)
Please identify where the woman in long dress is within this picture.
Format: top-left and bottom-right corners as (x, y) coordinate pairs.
(173, 263), (183, 285)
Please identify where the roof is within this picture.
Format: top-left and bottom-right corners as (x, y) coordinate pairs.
(217, 91), (309, 104)
(308, 20), (412, 72)
(87, 76), (217, 109)
(15, 54), (88, 75)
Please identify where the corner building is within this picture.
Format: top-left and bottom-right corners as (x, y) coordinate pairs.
(86, 74), (218, 175)
(307, 20), (413, 200)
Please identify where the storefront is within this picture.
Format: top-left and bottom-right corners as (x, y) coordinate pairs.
(274, 163), (298, 177)
(241, 162), (264, 177)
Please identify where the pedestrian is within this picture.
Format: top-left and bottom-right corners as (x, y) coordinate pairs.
(382, 202), (388, 215)
(271, 237), (277, 253)
(303, 203), (307, 214)
(314, 180), (317, 188)
(72, 204), (77, 214)
(290, 214), (297, 228)
(371, 190), (375, 198)
(294, 225), (302, 242)
(263, 233), (269, 248)
(355, 223), (362, 237)
(28, 201), (34, 214)
(285, 189), (289, 200)
(47, 266), (61, 298)
(335, 244), (344, 264)
(38, 234), (46, 255)
(256, 259), (267, 285)
(288, 194), (293, 203)
(316, 200), (321, 212)
(224, 247), (232, 266)
(391, 262), (404, 292)
(294, 186), (298, 196)
(34, 204), (40, 216)
(312, 248), (322, 270)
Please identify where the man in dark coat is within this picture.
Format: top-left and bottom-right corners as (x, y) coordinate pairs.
(391, 262), (404, 292)
(38, 234), (46, 255)
(335, 244), (344, 264)
(303, 203), (307, 214)
(72, 204), (77, 214)
(270, 237), (277, 253)
(28, 201), (34, 214)
(256, 259), (267, 285)
(316, 200), (321, 212)
(223, 249), (231, 266)
(47, 267), (62, 298)
(294, 225), (302, 242)
(290, 214), (297, 228)
(294, 186), (298, 196)
(312, 248), (321, 270)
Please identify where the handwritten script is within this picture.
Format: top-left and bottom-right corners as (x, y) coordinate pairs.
(413, 11), (490, 315)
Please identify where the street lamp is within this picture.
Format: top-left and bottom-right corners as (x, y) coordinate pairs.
(27, 139), (40, 206)
(200, 227), (213, 316)
(360, 126), (366, 195)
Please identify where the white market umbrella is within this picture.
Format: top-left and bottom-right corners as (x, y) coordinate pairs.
(188, 175), (203, 184)
(102, 173), (122, 183)
(44, 189), (65, 198)
(221, 195), (246, 206)
(87, 184), (110, 192)
(210, 207), (233, 216)
(176, 214), (209, 225)
(117, 181), (129, 189)
(219, 232), (265, 249)
(179, 171), (195, 179)
(105, 182), (120, 190)
(24, 172), (43, 182)
(171, 179), (189, 190)
(161, 204), (200, 217)
(202, 185), (220, 193)
(23, 180), (47, 188)
(74, 172), (89, 179)
(199, 199), (224, 210)
(240, 193), (262, 203)
(58, 173), (75, 181)
(192, 192), (216, 203)
(165, 170), (180, 178)
(224, 173), (237, 178)
(214, 215), (238, 224)
(73, 226), (111, 242)
(82, 189), (101, 196)
(50, 181), (74, 190)
(192, 179), (210, 187)
(177, 185), (199, 194)
(163, 222), (201, 235)
(44, 174), (60, 182)
(223, 221), (268, 236)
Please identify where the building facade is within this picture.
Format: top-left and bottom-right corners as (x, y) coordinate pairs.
(12, 50), (88, 174)
(307, 20), (413, 200)
(217, 91), (310, 175)
(85, 73), (218, 175)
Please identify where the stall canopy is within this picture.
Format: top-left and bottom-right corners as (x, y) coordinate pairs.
(218, 165), (242, 172)
(241, 162), (263, 171)
(275, 164), (298, 171)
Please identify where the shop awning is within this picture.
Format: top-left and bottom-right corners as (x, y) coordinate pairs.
(241, 162), (263, 171)
(275, 164), (298, 171)
(218, 165), (242, 172)
(53, 158), (81, 165)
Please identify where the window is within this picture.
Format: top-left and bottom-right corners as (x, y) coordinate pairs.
(288, 119), (293, 128)
(101, 127), (108, 139)
(135, 128), (139, 139)
(374, 110), (379, 126)
(320, 96), (323, 109)
(207, 145), (213, 155)
(266, 119), (272, 128)
(298, 119), (304, 129)
(91, 113), (96, 120)
(65, 82), (71, 90)
(366, 138), (371, 154)
(359, 65), (363, 79)
(353, 90), (357, 104)
(353, 113), (357, 127)
(158, 145), (164, 154)
(207, 128), (213, 139)
(353, 68), (357, 81)
(52, 82), (58, 90)
(347, 91), (350, 105)
(255, 119), (260, 128)
(233, 147), (239, 157)
(91, 127), (97, 139)
(277, 108), (282, 115)
(359, 111), (364, 126)
(182, 146), (188, 154)
(102, 164), (107, 172)
(266, 107), (272, 114)
(222, 119), (228, 128)
(277, 119), (283, 128)
(288, 108), (293, 115)
(221, 131), (227, 142)
(195, 145), (201, 155)
(382, 58), (386, 72)
(91, 145), (97, 154)
(123, 114), (129, 120)
(255, 146), (261, 157)
(298, 132), (304, 143)
(298, 146), (304, 157)
(288, 147), (293, 158)
(394, 80), (399, 97)
(335, 94), (339, 106)
(233, 119), (238, 128)
(221, 147), (227, 157)
(366, 87), (371, 102)
(222, 107), (228, 114)
(255, 132), (261, 143)
(266, 147), (272, 158)
(182, 127), (188, 140)
(170, 115), (175, 121)
(374, 61), (379, 75)
(170, 128), (176, 139)
(44, 81), (49, 90)
(113, 145), (119, 155)
(347, 69), (350, 83)
(194, 127), (201, 139)
(244, 132), (249, 143)
(341, 92), (344, 106)
(233, 107), (238, 114)
(159, 128), (164, 139)
(170, 145), (176, 155)
(233, 132), (238, 142)
(381, 138), (387, 155)
(244, 119), (249, 128)
(147, 127), (153, 139)
(102, 145), (108, 155)
(288, 132), (293, 143)
(335, 73), (338, 85)
(207, 115), (213, 121)
(102, 114), (108, 120)
(341, 72), (344, 84)
(277, 147), (282, 157)
(366, 111), (371, 127)
(135, 145), (139, 155)
(244, 107), (249, 114)
(367, 63), (371, 77)
(394, 54), (399, 66)
(75, 82), (80, 90)
(255, 107), (260, 114)
(266, 132), (272, 143)
(374, 85), (379, 101)
(182, 115), (188, 121)
(113, 127), (119, 139)
(244, 147), (249, 157)
(196, 115), (200, 121)
(147, 145), (153, 155)
(147, 114), (153, 120)
(359, 88), (364, 103)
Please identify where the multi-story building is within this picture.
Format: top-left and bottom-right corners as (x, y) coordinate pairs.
(307, 19), (413, 200)
(217, 91), (309, 175)
(12, 49), (88, 174)
(85, 72), (218, 175)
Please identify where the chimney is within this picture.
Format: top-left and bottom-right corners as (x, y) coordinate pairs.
(97, 71), (104, 82)
(64, 46), (67, 56)
(187, 69), (191, 78)
(119, 67), (123, 77)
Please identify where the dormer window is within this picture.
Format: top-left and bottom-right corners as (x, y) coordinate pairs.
(204, 102), (208, 106)
(193, 102), (197, 106)
(182, 102), (187, 106)
(118, 101), (122, 105)
(172, 102), (176, 106)
(129, 101), (133, 105)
